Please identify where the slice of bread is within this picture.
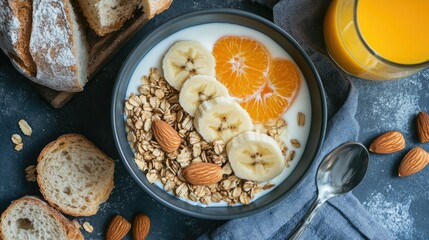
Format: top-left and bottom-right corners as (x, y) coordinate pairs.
(0, 0), (36, 76)
(77, 0), (172, 36)
(140, 0), (173, 19)
(0, 196), (83, 240)
(77, 0), (141, 36)
(37, 134), (115, 216)
(30, 0), (89, 92)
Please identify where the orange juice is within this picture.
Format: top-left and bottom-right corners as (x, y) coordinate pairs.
(324, 0), (429, 80)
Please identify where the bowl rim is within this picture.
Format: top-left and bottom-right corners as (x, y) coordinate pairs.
(111, 8), (327, 220)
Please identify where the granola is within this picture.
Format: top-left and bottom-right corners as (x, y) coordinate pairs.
(124, 68), (296, 205)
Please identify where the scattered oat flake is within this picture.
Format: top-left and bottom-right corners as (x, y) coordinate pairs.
(82, 222), (93, 233)
(11, 134), (22, 144)
(25, 165), (37, 182)
(14, 143), (23, 151)
(18, 119), (32, 136)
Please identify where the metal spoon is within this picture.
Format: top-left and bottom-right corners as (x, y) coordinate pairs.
(288, 142), (369, 240)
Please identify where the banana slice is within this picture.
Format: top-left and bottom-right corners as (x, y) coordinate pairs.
(194, 97), (253, 143)
(227, 132), (284, 181)
(162, 40), (215, 90)
(179, 75), (230, 116)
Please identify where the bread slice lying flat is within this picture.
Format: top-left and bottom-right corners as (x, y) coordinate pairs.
(0, 0), (36, 76)
(30, 0), (88, 92)
(0, 196), (83, 240)
(37, 134), (115, 216)
(77, 0), (172, 36)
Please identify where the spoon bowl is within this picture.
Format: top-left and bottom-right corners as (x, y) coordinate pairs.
(317, 142), (369, 199)
(289, 142), (369, 239)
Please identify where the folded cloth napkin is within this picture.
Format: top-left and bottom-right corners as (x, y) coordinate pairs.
(199, 0), (395, 239)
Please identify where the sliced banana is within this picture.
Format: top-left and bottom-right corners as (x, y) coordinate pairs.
(227, 132), (284, 181)
(194, 97), (253, 143)
(179, 75), (230, 116)
(162, 40), (215, 90)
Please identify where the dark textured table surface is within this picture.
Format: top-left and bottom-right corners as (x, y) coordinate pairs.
(1, 1), (428, 239)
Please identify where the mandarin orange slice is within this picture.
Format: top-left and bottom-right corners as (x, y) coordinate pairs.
(240, 58), (301, 123)
(213, 36), (270, 98)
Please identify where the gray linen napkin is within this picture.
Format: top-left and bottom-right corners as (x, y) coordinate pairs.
(199, 0), (395, 239)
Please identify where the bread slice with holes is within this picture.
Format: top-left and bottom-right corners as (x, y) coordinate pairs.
(0, 196), (83, 240)
(37, 134), (115, 216)
(76, 0), (172, 36)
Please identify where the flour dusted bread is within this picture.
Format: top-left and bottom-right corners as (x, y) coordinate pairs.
(0, 0), (36, 76)
(77, 0), (172, 36)
(0, 196), (83, 240)
(30, 0), (88, 92)
(37, 134), (115, 216)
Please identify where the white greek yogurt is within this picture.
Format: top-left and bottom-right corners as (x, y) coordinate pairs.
(125, 23), (312, 207)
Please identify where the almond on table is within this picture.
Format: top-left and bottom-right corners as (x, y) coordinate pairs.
(369, 131), (405, 154)
(106, 215), (131, 240)
(398, 147), (429, 177)
(417, 111), (429, 143)
(133, 214), (151, 240)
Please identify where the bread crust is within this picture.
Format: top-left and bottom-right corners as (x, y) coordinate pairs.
(0, 0), (36, 76)
(0, 196), (83, 240)
(77, 0), (137, 37)
(37, 134), (115, 217)
(143, 0), (173, 19)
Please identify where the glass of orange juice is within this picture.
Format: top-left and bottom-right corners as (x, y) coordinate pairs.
(324, 0), (429, 80)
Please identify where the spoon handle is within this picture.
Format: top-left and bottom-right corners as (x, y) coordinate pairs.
(288, 197), (325, 240)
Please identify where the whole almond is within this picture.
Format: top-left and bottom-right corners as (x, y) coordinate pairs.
(183, 162), (223, 185)
(106, 215), (131, 240)
(417, 112), (429, 143)
(369, 131), (405, 154)
(398, 147), (429, 177)
(152, 120), (181, 153)
(133, 214), (150, 240)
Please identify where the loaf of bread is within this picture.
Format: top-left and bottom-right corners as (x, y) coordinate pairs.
(30, 0), (89, 92)
(0, 0), (36, 77)
(77, 0), (173, 36)
(37, 134), (115, 216)
(1, 0), (171, 93)
(0, 196), (83, 240)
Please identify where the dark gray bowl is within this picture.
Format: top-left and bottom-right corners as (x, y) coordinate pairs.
(112, 9), (326, 220)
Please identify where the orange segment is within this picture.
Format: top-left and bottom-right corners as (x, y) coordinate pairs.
(240, 59), (301, 123)
(213, 36), (270, 98)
